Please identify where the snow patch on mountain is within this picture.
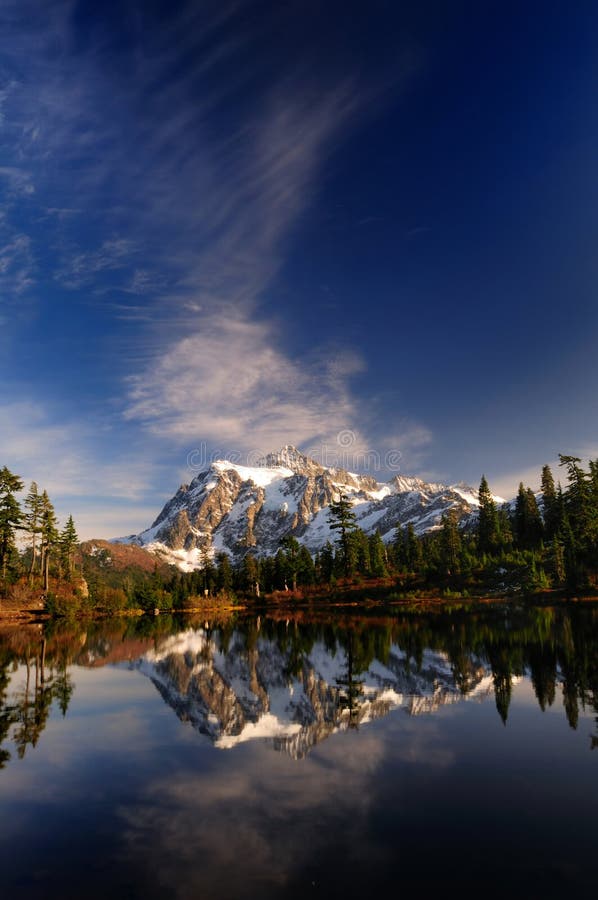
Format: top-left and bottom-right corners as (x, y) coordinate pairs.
(114, 445), (505, 568)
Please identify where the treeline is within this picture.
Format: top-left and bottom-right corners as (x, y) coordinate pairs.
(164, 453), (598, 605)
(3, 451), (597, 616)
(0, 466), (79, 593)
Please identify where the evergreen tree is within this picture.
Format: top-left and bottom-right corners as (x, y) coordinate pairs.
(216, 552), (233, 593)
(39, 491), (58, 592)
(296, 546), (315, 585)
(513, 482), (527, 546)
(589, 459), (598, 508)
(368, 531), (388, 577)
(392, 523), (407, 570)
(280, 535), (300, 591)
(318, 541), (335, 583)
(439, 511), (461, 575)
(513, 483), (543, 549)
(525, 488), (544, 547)
(327, 493), (358, 577)
(559, 454), (598, 585)
(23, 481), (43, 579)
(560, 514), (579, 588)
(541, 464), (559, 539)
(497, 505), (513, 548)
(59, 514), (79, 578)
(404, 523), (423, 572)
(0, 466), (24, 580)
(240, 553), (260, 595)
(349, 528), (369, 576)
(550, 536), (565, 585)
(274, 548), (290, 589)
(477, 475), (499, 554)
(559, 455), (596, 540)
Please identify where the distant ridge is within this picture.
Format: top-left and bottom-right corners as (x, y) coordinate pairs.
(113, 445), (501, 571)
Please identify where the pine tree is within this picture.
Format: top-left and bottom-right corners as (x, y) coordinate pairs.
(274, 548), (290, 589)
(39, 491), (58, 592)
(59, 515), (79, 578)
(318, 541), (335, 583)
(513, 483), (543, 549)
(0, 466), (24, 580)
(513, 482), (527, 547)
(559, 455), (595, 540)
(280, 535), (300, 591)
(559, 454), (598, 585)
(541, 464), (559, 539)
(296, 546), (315, 585)
(240, 553), (260, 595)
(392, 524), (407, 570)
(216, 552), (233, 593)
(327, 493), (358, 577)
(368, 531), (388, 577)
(477, 475), (499, 554)
(550, 536), (565, 585)
(560, 514), (579, 588)
(497, 505), (513, 548)
(404, 523), (423, 572)
(23, 482), (43, 579)
(349, 528), (369, 576)
(440, 511), (461, 575)
(525, 488), (544, 547)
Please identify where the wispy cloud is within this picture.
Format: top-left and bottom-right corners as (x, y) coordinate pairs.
(0, 1), (430, 506)
(0, 166), (34, 197)
(125, 312), (367, 450)
(0, 233), (34, 296)
(56, 238), (137, 290)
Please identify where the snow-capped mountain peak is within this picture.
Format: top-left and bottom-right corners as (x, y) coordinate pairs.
(114, 446), (493, 570)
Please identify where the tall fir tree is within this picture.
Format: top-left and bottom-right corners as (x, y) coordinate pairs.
(318, 541), (335, 583)
(59, 515), (79, 578)
(513, 483), (543, 549)
(439, 510), (461, 575)
(477, 475), (499, 554)
(216, 552), (233, 593)
(559, 454), (598, 585)
(404, 523), (423, 572)
(296, 546), (316, 586)
(540, 464), (559, 539)
(559, 455), (595, 540)
(39, 491), (59, 592)
(327, 493), (358, 577)
(280, 535), (300, 591)
(368, 531), (388, 577)
(24, 482), (43, 580)
(0, 466), (24, 580)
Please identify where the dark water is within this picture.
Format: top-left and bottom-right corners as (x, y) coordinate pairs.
(1, 604), (597, 899)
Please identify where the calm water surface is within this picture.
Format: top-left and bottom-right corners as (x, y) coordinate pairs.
(1, 604), (597, 899)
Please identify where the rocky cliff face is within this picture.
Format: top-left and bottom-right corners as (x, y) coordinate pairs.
(116, 445), (491, 569)
(134, 627), (494, 759)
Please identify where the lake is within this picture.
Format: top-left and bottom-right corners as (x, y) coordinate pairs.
(1, 603), (597, 899)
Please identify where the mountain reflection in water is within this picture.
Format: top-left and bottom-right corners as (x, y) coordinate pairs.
(2, 604), (598, 765)
(1, 604), (598, 900)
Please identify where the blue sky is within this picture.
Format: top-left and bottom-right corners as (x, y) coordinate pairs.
(1, 0), (597, 538)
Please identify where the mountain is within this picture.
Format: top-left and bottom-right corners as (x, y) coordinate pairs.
(115, 445), (501, 570)
(132, 626), (496, 759)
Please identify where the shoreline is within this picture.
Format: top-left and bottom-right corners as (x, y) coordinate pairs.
(1, 589), (597, 626)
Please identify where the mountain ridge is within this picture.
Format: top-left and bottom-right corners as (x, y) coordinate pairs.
(114, 445), (504, 571)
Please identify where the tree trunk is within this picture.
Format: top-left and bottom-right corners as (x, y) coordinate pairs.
(29, 535), (37, 582)
(43, 548), (50, 592)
